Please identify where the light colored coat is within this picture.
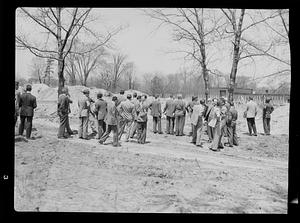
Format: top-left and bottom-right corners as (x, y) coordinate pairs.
(149, 99), (162, 117)
(245, 100), (258, 118)
(105, 101), (118, 125)
(163, 98), (176, 117)
(190, 104), (205, 126)
(78, 95), (90, 117)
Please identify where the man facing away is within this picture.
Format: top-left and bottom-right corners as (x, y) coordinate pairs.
(186, 96), (198, 136)
(94, 92), (107, 139)
(78, 89), (92, 140)
(149, 94), (163, 134)
(117, 94), (135, 142)
(15, 81), (22, 127)
(244, 96), (258, 136)
(163, 94), (176, 135)
(99, 96), (120, 147)
(190, 98), (206, 147)
(57, 87), (73, 139)
(129, 95), (142, 138)
(209, 99), (224, 152)
(174, 94), (186, 136)
(18, 84), (37, 139)
(136, 95), (148, 144)
(225, 101), (239, 147)
(262, 98), (274, 135)
(204, 98), (217, 143)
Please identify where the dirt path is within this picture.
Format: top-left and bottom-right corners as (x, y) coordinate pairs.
(14, 118), (288, 213)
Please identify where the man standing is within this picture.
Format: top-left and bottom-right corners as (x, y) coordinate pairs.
(99, 96), (120, 147)
(78, 89), (91, 140)
(57, 87), (73, 139)
(136, 95), (148, 144)
(15, 81), (22, 127)
(244, 96), (258, 136)
(117, 94), (135, 142)
(205, 98), (217, 142)
(116, 89), (126, 107)
(149, 94), (163, 134)
(174, 94), (186, 136)
(186, 96), (198, 136)
(163, 94), (176, 134)
(129, 95), (142, 138)
(190, 98), (205, 147)
(18, 84), (37, 139)
(225, 101), (239, 147)
(262, 98), (274, 135)
(209, 100), (223, 152)
(94, 92), (107, 139)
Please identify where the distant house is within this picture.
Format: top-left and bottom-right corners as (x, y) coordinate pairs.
(209, 87), (253, 98)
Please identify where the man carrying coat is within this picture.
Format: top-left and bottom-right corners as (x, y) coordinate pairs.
(18, 84), (37, 139)
(149, 94), (163, 134)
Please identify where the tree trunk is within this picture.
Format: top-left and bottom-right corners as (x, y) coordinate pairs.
(203, 67), (209, 103)
(57, 8), (64, 96)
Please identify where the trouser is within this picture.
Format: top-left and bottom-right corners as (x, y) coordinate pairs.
(165, 116), (175, 134)
(182, 115), (186, 134)
(65, 115), (73, 134)
(78, 116), (89, 139)
(100, 125), (118, 146)
(58, 113), (69, 137)
(211, 121), (223, 150)
(97, 119), (106, 139)
(175, 115), (184, 136)
(118, 118), (133, 140)
(192, 118), (203, 145)
(15, 113), (19, 127)
(130, 121), (138, 138)
(207, 123), (214, 142)
(19, 115), (33, 138)
(227, 121), (238, 146)
(152, 116), (162, 133)
(263, 117), (271, 135)
(246, 118), (257, 135)
(137, 122), (147, 144)
(89, 115), (98, 133)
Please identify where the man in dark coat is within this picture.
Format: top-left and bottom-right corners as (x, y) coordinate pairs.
(57, 87), (73, 138)
(149, 94), (163, 134)
(262, 98), (274, 135)
(99, 96), (120, 147)
(136, 95), (148, 144)
(224, 101), (239, 147)
(18, 84), (37, 139)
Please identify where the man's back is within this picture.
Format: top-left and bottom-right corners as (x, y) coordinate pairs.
(19, 92), (37, 117)
(118, 100), (135, 120)
(58, 94), (70, 115)
(105, 101), (118, 125)
(78, 96), (90, 117)
(246, 100), (257, 118)
(164, 99), (176, 117)
(263, 102), (274, 118)
(174, 99), (186, 116)
(95, 99), (107, 120)
(150, 99), (161, 117)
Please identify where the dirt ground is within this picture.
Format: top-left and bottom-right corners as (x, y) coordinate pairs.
(14, 101), (289, 213)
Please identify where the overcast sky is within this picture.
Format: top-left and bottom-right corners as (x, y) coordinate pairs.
(15, 8), (290, 82)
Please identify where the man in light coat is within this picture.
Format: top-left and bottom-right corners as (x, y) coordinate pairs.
(78, 89), (91, 139)
(190, 98), (205, 147)
(94, 92), (107, 139)
(244, 96), (258, 136)
(174, 94), (186, 136)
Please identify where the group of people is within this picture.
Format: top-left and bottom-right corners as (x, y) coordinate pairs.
(15, 81), (275, 151)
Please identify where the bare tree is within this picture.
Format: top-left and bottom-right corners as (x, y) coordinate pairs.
(30, 57), (46, 84)
(221, 9), (290, 101)
(16, 7), (118, 95)
(124, 62), (135, 90)
(145, 8), (225, 102)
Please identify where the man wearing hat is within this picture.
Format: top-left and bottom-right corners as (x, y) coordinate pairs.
(186, 96), (198, 136)
(99, 96), (120, 147)
(163, 94), (176, 134)
(136, 95), (148, 144)
(149, 94), (163, 134)
(117, 94), (135, 142)
(244, 96), (258, 136)
(262, 98), (274, 135)
(57, 87), (73, 138)
(78, 88), (92, 139)
(174, 94), (186, 136)
(18, 84), (37, 139)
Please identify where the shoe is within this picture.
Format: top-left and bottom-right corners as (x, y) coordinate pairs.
(209, 148), (220, 152)
(158, 132), (163, 134)
(196, 144), (203, 147)
(153, 132), (157, 134)
(99, 140), (104, 144)
(253, 134), (257, 136)
(218, 145), (224, 149)
(190, 141), (196, 144)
